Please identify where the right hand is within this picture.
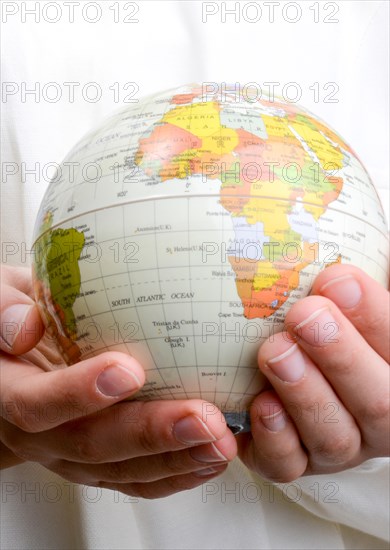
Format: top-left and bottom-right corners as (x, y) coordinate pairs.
(0, 264), (237, 499)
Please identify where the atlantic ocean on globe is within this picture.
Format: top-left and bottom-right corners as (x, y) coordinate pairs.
(32, 83), (389, 433)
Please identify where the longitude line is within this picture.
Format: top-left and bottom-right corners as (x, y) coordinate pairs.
(187, 196), (201, 397)
(120, 204), (166, 390)
(75, 214), (110, 354)
(152, 201), (181, 399)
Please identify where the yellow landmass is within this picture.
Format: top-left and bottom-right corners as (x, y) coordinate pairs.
(241, 195), (291, 235)
(252, 261), (280, 291)
(261, 115), (293, 139)
(44, 228), (85, 339)
(162, 101), (238, 156)
(301, 199), (326, 220)
(290, 119), (344, 170)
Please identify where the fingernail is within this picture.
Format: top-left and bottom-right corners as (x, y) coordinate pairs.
(190, 443), (228, 463)
(1, 304), (34, 347)
(294, 307), (339, 346)
(266, 343), (306, 383)
(193, 466), (223, 477)
(320, 275), (362, 309)
(261, 410), (287, 432)
(96, 365), (142, 397)
(173, 415), (217, 445)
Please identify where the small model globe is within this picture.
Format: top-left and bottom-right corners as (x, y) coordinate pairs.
(32, 83), (389, 432)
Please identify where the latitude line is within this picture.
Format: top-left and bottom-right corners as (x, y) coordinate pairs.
(33, 194), (390, 247)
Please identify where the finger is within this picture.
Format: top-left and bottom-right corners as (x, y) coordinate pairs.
(0, 283), (44, 354)
(311, 264), (390, 362)
(97, 464), (229, 500)
(2, 399), (231, 464)
(42, 435), (236, 484)
(258, 335), (362, 469)
(239, 391), (308, 482)
(0, 265), (66, 367)
(1, 264), (35, 298)
(0, 351), (145, 432)
(284, 295), (389, 453)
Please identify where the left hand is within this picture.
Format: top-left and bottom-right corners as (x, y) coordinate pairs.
(237, 264), (390, 482)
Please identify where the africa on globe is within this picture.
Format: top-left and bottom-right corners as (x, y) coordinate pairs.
(32, 83), (389, 432)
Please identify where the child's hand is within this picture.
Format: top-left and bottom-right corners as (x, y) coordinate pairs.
(0, 264), (236, 498)
(237, 264), (389, 481)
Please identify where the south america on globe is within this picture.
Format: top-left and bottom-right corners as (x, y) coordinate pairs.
(32, 83), (389, 432)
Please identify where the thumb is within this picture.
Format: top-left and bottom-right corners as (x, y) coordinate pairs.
(0, 284), (44, 354)
(1, 352), (145, 433)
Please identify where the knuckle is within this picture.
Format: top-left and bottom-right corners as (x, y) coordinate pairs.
(55, 385), (81, 416)
(69, 427), (103, 463)
(135, 419), (163, 454)
(3, 391), (39, 433)
(334, 352), (355, 377)
(259, 439), (298, 464)
(320, 347), (359, 377)
(261, 447), (290, 463)
(358, 394), (390, 424)
(104, 460), (135, 483)
(360, 308), (388, 340)
(312, 431), (359, 465)
(247, 449), (305, 483)
(287, 397), (314, 421)
(248, 442), (303, 480)
(160, 451), (186, 476)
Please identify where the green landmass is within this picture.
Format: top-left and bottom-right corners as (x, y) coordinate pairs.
(35, 226), (85, 339)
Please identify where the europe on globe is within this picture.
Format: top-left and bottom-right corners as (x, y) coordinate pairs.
(32, 83), (389, 432)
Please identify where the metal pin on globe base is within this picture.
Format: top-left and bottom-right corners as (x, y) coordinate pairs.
(223, 411), (251, 434)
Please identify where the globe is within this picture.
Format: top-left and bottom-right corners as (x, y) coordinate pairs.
(32, 83), (389, 433)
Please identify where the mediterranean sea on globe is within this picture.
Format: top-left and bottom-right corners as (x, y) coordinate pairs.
(32, 83), (389, 432)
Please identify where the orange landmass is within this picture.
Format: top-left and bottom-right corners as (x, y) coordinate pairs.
(229, 242), (319, 319)
(325, 254), (342, 268)
(135, 124), (202, 174)
(322, 176), (343, 205)
(219, 195), (249, 216)
(290, 188), (305, 201)
(170, 89), (203, 105)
